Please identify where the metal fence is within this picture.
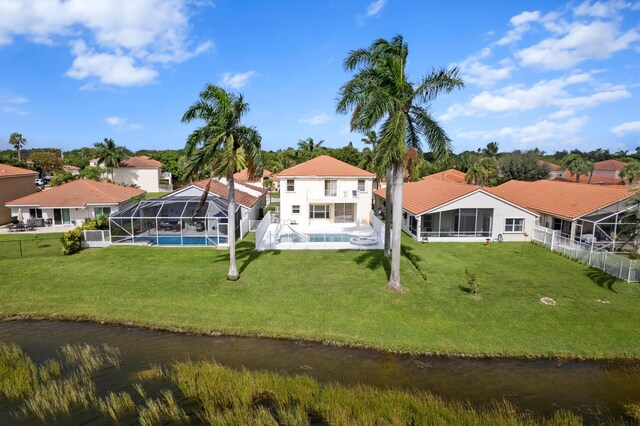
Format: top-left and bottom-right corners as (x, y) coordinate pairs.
(0, 236), (63, 259)
(82, 230), (111, 248)
(532, 225), (639, 282)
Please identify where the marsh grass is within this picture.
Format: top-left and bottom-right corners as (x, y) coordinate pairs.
(95, 391), (135, 421)
(22, 373), (95, 421)
(172, 360), (584, 425)
(60, 343), (121, 374)
(0, 343), (38, 399)
(624, 402), (640, 422)
(137, 389), (189, 426)
(136, 364), (165, 381)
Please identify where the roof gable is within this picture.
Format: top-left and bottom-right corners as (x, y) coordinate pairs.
(170, 178), (266, 208)
(119, 156), (162, 168)
(423, 169), (467, 184)
(276, 155), (374, 178)
(0, 163), (37, 178)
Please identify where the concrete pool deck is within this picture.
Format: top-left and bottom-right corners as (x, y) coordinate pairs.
(256, 222), (384, 250)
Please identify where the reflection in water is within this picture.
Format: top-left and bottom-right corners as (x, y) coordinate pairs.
(0, 320), (638, 424)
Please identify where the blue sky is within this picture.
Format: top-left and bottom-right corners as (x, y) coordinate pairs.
(0, 0), (639, 154)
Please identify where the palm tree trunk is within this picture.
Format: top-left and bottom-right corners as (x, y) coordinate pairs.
(227, 171), (239, 281)
(17, 148), (20, 162)
(384, 165), (393, 258)
(588, 172), (593, 184)
(387, 163), (404, 291)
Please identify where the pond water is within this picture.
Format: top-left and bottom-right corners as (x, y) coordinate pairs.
(1, 320), (639, 424)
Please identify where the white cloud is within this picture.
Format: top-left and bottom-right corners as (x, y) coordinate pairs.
(458, 117), (588, 146)
(5, 96), (28, 104)
(68, 40), (158, 86)
(106, 116), (127, 126)
(611, 121), (640, 136)
(366, 0), (386, 17)
(516, 21), (640, 70)
(221, 71), (256, 89)
(298, 113), (330, 126)
(496, 10), (540, 45)
(128, 123), (144, 130)
(456, 48), (515, 88)
(441, 72), (629, 121)
(574, 0), (630, 18)
(0, 0), (212, 87)
(0, 93), (29, 115)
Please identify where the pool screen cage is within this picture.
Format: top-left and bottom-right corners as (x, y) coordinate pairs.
(109, 196), (241, 246)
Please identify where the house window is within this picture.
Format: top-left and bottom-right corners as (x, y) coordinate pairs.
(53, 208), (71, 225)
(358, 180), (366, 192)
(324, 180), (337, 197)
(287, 180), (295, 192)
(505, 218), (525, 233)
(292, 205), (300, 214)
(409, 216), (417, 236)
(310, 204), (330, 219)
(334, 203), (355, 223)
(94, 207), (112, 217)
(29, 208), (43, 218)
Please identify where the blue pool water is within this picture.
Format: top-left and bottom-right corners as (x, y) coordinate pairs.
(134, 236), (227, 246)
(279, 233), (354, 243)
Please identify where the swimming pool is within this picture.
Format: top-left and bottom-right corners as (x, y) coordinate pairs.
(133, 236), (228, 246)
(279, 233), (363, 243)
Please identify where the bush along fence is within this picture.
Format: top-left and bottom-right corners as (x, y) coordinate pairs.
(61, 216), (109, 255)
(532, 225), (640, 282)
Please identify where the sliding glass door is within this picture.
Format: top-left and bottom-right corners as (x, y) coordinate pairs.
(53, 208), (71, 225)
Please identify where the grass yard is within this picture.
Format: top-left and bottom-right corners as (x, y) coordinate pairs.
(142, 191), (170, 199)
(0, 232), (639, 359)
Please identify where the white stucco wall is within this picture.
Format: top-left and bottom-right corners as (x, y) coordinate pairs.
(111, 167), (161, 192)
(9, 203), (124, 226)
(279, 177), (374, 226)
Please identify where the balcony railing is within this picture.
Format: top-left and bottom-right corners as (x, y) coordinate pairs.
(307, 190), (360, 201)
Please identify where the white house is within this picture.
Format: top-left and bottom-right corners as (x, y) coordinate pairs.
(5, 179), (145, 226)
(91, 156), (173, 193)
(275, 155), (375, 227)
(373, 178), (538, 242)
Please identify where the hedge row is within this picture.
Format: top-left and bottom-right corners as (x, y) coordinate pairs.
(61, 216), (109, 255)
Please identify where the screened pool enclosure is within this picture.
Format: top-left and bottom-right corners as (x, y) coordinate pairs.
(109, 196), (241, 246)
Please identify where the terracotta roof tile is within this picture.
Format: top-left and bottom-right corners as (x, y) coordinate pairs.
(423, 169), (468, 184)
(191, 178), (266, 208)
(374, 179), (480, 215)
(555, 173), (626, 185)
(539, 160), (562, 171)
(233, 168), (272, 181)
(488, 180), (634, 220)
(276, 155), (374, 178)
(595, 159), (627, 171)
(6, 179), (145, 207)
(0, 163), (37, 178)
(63, 165), (80, 171)
(119, 156), (162, 168)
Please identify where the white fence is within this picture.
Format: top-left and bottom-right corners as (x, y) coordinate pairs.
(255, 211), (274, 249)
(532, 225), (639, 282)
(82, 230), (111, 248)
(370, 211), (389, 246)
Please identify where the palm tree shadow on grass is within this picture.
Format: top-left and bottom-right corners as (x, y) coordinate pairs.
(235, 240), (281, 274)
(587, 268), (619, 293)
(351, 250), (391, 279)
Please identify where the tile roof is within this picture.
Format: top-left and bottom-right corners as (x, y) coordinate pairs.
(423, 169), (468, 184)
(233, 168), (272, 181)
(488, 180), (634, 220)
(595, 159), (627, 171)
(6, 179), (145, 207)
(554, 173), (626, 185)
(191, 178), (266, 208)
(0, 163), (37, 178)
(539, 160), (562, 171)
(63, 165), (80, 171)
(276, 155), (374, 178)
(374, 178), (481, 215)
(119, 156), (162, 168)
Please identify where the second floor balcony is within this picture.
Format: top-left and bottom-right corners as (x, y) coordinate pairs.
(307, 189), (360, 202)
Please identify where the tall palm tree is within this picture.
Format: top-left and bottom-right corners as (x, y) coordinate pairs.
(620, 161), (640, 185)
(297, 137), (324, 160)
(482, 141), (499, 158)
(94, 138), (128, 180)
(9, 132), (26, 161)
(560, 153), (591, 183)
(337, 35), (464, 291)
(465, 162), (489, 186)
(182, 84), (262, 281)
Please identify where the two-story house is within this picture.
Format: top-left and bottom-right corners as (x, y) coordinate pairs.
(90, 156), (173, 192)
(276, 155), (375, 227)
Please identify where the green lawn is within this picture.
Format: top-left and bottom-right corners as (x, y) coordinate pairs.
(0, 232), (639, 359)
(142, 191), (170, 199)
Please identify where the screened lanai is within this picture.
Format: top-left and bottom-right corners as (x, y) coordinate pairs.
(109, 196), (241, 246)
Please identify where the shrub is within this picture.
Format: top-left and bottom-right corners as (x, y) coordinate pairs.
(61, 216), (109, 255)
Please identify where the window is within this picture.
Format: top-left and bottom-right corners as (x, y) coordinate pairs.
(358, 179), (366, 192)
(53, 208), (71, 225)
(409, 216), (417, 236)
(94, 207), (111, 217)
(287, 180), (295, 192)
(334, 203), (355, 223)
(324, 180), (337, 197)
(292, 205), (300, 214)
(29, 208), (43, 218)
(309, 204), (330, 219)
(505, 218), (524, 233)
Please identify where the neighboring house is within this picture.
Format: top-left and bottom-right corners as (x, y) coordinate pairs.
(373, 178), (537, 242)
(0, 163), (38, 224)
(539, 161), (563, 179)
(110, 156), (173, 193)
(276, 155), (375, 227)
(490, 180), (636, 244)
(63, 165), (80, 176)
(89, 158), (100, 167)
(558, 159), (628, 185)
(423, 169), (468, 184)
(5, 180), (145, 226)
(233, 168), (274, 189)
